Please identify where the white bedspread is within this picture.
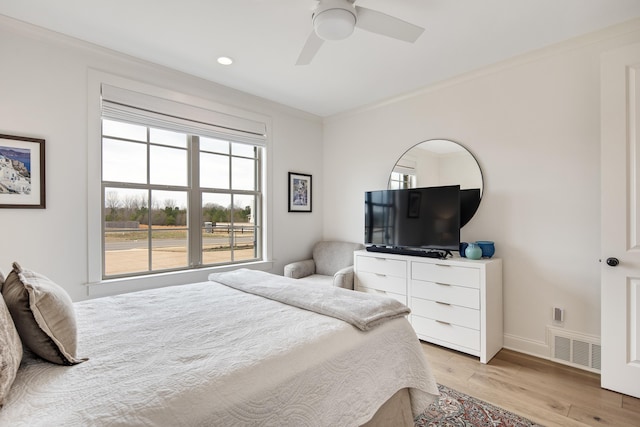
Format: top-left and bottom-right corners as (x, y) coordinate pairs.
(1, 279), (438, 426)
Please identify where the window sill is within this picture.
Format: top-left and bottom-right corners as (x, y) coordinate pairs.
(85, 261), (274, 299)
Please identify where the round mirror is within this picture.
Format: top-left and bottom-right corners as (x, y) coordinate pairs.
(388, 139), (483, 227)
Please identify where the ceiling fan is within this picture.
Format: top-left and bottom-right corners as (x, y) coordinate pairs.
(296, 0), (425, 65)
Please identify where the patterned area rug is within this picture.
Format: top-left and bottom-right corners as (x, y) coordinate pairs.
(414, 384), (544, 427)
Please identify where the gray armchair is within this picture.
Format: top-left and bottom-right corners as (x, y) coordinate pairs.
(284, 241), (364, 289)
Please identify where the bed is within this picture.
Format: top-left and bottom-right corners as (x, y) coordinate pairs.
(0, 266), (439, 426)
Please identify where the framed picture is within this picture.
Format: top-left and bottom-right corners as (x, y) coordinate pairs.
(0, 134), (45, 208)
(407, 190), (421, 218)
(288, 172), (312, 212)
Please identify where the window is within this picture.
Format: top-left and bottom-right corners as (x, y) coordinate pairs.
(98, 84), (266, 280)
(389, 171), (416, 189)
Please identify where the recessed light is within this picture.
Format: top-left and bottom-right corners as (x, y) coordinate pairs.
(217, 56), (233, 65)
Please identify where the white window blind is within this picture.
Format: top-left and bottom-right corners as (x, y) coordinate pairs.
(393, 158), (416, 176)
(101, 84), (267, 146)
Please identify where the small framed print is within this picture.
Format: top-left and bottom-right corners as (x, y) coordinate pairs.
(407, 190), (421, 218)
(288, 172), (312, 213)
(0, 134), (46, 208)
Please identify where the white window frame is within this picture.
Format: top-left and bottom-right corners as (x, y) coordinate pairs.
(86, 70), (273, 298)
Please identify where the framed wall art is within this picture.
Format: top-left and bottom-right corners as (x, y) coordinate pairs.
(0, 134), (45, 208)
(288, 172), (312, 212)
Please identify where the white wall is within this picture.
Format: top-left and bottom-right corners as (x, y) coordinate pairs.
(0, 16), (324, 301)
(322, 20), (640, 358)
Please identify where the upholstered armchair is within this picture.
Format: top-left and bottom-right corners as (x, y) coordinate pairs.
(284, 241), (365, 289)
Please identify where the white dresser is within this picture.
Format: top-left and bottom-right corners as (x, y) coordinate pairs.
(354, 249), (503, 363)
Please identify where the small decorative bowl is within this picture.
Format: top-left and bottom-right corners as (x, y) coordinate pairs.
(476, 241), (495, 258)
(459, 242), (468, 257)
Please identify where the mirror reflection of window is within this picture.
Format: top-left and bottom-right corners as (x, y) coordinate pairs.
(389, 171), (416, 189)
(390, 157), (417, 189)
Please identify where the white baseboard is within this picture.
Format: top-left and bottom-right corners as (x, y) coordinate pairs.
(503, 333), (549, 358)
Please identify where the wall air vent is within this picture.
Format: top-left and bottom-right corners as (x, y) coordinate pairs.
(548, 327), (601, 372)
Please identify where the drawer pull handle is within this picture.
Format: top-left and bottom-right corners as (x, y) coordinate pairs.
(375, 273), (387, 277)
(436, 320), (451, 325)
(435, 264), (451, 267)
(436, 301), (450, 306)
(435, 282), (450, 286)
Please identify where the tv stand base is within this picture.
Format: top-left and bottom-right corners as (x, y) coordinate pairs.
(365, 246), (451, 259)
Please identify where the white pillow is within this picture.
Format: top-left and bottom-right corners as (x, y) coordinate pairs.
(0, 290), (22, 407)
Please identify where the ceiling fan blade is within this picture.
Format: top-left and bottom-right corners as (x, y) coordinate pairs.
(296, 31), (325, 66)
(354, 5), (424, 43)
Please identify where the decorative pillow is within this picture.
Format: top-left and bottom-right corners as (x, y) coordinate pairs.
(0, 290), (23, 408)
(1, 262), (86, 365)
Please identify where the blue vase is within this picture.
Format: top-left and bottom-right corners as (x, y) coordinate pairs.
(459, 242), (468, 257)
(465, 243), (482, 260)
(476, 241), (495, 258)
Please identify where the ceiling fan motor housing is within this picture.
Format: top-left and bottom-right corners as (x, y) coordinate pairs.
(312, 0), (357, 41)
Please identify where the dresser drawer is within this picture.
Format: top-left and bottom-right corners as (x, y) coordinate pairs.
(357, 286), (407, 305)
(356, 255), (407, 278)
(411, 298), (479, 330)
(412, 315), (480, 351)
(411, 280), (479, 309)
(357, 271), (406, 295)
(412, 262), (479, 288)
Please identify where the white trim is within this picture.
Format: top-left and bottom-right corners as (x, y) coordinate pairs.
(87, 69), (273, 292)
(87, 70), (103, 286)
(85, 261), (274, 298)
(502, 332), (549, 357)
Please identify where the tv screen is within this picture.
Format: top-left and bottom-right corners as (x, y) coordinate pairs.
(364, 185), (461, 251)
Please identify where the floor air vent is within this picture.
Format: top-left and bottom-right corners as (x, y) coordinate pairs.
(548, 327), (601, 372)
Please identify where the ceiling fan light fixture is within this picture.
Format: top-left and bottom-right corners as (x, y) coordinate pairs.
(313, 8), (356, 41)
(296, 0), (425, 66)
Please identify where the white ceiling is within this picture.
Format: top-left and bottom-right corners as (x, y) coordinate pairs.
(2, 0), (640, 117)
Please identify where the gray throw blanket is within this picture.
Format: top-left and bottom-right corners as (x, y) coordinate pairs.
(208, 269), (410, 331)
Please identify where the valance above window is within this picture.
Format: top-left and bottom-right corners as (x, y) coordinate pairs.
(101, 84), (267, 146)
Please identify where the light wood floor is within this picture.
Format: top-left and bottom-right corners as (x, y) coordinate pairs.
(420, 342), (640, 427)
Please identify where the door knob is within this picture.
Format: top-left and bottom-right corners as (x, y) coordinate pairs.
(606, 257), (620, 267)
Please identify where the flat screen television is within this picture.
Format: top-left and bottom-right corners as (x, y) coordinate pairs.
(364, 185), (461, 253)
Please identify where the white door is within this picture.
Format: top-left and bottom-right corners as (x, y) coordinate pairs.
(601, 42), (640, 398)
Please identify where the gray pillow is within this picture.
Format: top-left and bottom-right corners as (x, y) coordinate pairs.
(0, 274), (23, 408)
(1, 262), (86, 365)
